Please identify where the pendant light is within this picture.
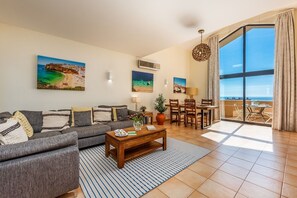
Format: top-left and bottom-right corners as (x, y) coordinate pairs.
(192, 29), (211, 62)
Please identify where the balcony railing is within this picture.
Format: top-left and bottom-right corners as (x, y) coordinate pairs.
(220, 99), (273, 124)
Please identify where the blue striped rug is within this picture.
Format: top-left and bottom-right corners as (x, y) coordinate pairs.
(79, 138), (210, 198)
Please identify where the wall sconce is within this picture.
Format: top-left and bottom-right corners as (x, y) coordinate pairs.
(164, 79), (168, 87)
(107, 71), (112, 82)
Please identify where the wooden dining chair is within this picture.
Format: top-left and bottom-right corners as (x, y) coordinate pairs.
(184, 99), (201, 129)
(201, 99), (213, 106)
(200, 99), (213, 125)
(169, 99), (184, 125)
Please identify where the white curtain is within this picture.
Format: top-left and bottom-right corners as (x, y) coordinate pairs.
(273, 10), (297, 131)
(208, 35), (220, 120)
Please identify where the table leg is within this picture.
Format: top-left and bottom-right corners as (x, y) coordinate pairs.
(209, 109), (212, 126)
(201, 109), (204, 129)
(105, 138), (110, 157)
(163, 135), (167, 151)
(117, 143), (125, 169)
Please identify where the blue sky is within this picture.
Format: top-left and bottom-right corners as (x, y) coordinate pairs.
(37, 55), (85, 67)
(220, 27), (275, 98)
(173, 77), (186, 86)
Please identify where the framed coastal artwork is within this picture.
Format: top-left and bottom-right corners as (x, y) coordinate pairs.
(37, 55), (85, 91)
(132, 71), (154, 93)
(173, 77), (186, 94)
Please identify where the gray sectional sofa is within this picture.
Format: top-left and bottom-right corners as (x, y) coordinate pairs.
(0, 105), (135, 198)
(19, 105), (135, 149)
(0, 132), (79, 198)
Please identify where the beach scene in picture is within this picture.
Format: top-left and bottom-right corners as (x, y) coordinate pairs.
(37, 55), (85, 91)
(132, 71), (153, 93)
(173, 77), (186, 94)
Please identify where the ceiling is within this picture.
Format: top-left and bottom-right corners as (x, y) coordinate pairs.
(0, 0), (296, 57)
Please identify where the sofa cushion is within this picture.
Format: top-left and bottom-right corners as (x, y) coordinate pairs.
(29, 131), (62, 140)
(0, 112), (12, 120)
(0, 118), (28, 145)
(98, 105), (127, 121)
(93, 107), (112, 122)
(13, 111), (34, 137)
(62, 124), (111, 139)
(107, 120), (133, 130)
(71, 107), (93, 127)
(41, 111), (70, 132)
(116, 108), (129, 121)
(0, 132), (77, 162)
(20, 111), (43, 133)
(73, 111), (92, 127)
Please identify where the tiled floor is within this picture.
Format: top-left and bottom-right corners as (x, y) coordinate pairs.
(61, 121), (297, 198)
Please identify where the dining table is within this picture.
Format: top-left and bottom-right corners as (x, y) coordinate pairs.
(166, 104), (219, 129)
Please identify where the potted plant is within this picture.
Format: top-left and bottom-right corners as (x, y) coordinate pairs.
(139, 106), (147, 113)
(154, 94), (167, 125)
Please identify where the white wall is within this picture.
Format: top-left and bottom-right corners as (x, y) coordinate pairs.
(0, 23), (191, 113)
(143, 46), (191, 117)
(189, 57), (208, 102)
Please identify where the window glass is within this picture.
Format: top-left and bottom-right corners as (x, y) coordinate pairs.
(219, 25), (274, 124)
(246, 27), (275, 72)
(219, 29), (243, 75)
(220, 78), (243, 100)
(220, 78), (244, 120)
(246, 75), (274, 101)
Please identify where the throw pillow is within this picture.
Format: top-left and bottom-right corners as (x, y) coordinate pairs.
(71, 107), (93, 127)
(13, 111), (34, 137)
(41, 111), (70, 132)
(0, 112), (12, 120)
(73, 111), (92, 127)
(93, 107), (112, 123)
(112, 106), (127, 121)
(19, 111), (43, 133)
(116, 108), (129, 121)
(0, 118), (28, 145)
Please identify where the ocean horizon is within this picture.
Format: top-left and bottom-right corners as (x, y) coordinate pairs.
(220, 96), (273, 101)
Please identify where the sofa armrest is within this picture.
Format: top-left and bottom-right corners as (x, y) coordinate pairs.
(128, 109), (139, 115)
(0, 132), (78, 162)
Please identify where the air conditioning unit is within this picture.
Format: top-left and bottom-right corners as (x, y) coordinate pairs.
(138, 60), (160, 71)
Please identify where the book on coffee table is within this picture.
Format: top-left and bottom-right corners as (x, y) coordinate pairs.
(128, 131), (137, 136)
(146, 125), (156, 130)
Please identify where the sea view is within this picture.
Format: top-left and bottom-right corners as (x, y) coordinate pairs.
(37, 64), (64, 85)
(220, 96), (273, 101)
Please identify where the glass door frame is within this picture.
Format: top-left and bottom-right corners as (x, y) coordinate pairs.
(219, 24), (274, 126)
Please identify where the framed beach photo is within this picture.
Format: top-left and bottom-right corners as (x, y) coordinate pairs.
(37, 55), (85, 91)
(173, 77), (186, 94)
(132, 71), (154, 93)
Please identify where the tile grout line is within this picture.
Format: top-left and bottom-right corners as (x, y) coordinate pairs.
(234, 147), (285, 196)
(281, 146), (290, 197)
(232, 146), (264, 197)
(154, 187), (170, 198)
(159, 122), (293, 198)
(194, 123), (245, 194)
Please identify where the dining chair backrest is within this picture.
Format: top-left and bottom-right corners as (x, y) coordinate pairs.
(201, 99), (213, 105)
(169, 99), (179, 113)
(184, 99), (196, 115)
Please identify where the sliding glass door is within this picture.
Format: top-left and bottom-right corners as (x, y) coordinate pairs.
(219, 25), (275, 125)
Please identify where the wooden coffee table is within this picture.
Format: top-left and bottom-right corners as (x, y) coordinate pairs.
(105, 125), (167, 169)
